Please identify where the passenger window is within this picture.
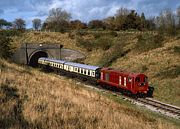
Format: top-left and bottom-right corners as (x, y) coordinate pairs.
(78, 68), (80, 73)
(135, 77), (140, 82)
(84, 70), (86, 74)
(88, 70), (90, 75)
(81, 69), (83, 73)
(92, 71), (95, 76)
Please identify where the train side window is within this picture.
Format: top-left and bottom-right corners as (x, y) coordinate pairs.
(88, 70), (90, 75)
(135, 77), (140, 82)
(119, 76), (121, 85)
(84, 69), (86, 75)
(74, 67), (77, 72)
(81, 69), (83, 74)
(128, 77), (132, 82)
(124, 77), (127, 86)
(105, 73), (109, 81)
(78, 68), (80, 73)
(144, 77), (148, 82)
(92, 71), (95, 76)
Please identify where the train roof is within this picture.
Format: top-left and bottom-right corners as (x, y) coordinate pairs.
(65, 62), (100, 70)
(39, 57), (66, 64)
(101, 68), (146, 77)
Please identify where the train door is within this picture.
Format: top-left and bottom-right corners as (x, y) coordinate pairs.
(128, 77), (133, 91)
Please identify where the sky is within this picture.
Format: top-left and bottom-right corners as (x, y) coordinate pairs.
(0, 0), (179, 28)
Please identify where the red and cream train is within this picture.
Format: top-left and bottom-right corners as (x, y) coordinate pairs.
(38, 57), (154, 97)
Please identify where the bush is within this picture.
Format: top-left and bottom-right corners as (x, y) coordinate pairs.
(76, 36), (113, 51)
(141, 65), (148, 72)
(0, 29), (23, 37)
(0, 35), (12, 59)
(68, 31), (75, 39)
(109, 31), (118, 37)
(93, 33), (101, 39)
(76, 37), (94, 51)
(173, 46), (180, 54)
(136, 34), (164, 52)
(75, 30), (88, 36)
(98, 42), (130, 66)
(155, 66), (180, 79)
(95, 36), (113, 50)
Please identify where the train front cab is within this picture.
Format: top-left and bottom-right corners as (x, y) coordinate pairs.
(132, 74), (149, 96)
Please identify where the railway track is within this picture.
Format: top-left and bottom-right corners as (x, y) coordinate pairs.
(77, 81), (180, 119)
(136, 98), (180, 119)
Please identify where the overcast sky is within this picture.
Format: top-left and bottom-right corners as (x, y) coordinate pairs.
(0, 0), (179, 28)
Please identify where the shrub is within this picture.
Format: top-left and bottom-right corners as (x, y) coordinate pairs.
(136, 34), (164, 52)
(98, 42), (130, 66)
(76, 37), (94, 51)
(95, 36), (113, 50)
(93, 33), (101, 39)
(0, 29), (23, 37)
(173, 46), (180, 54)
(141, 65), (148, 72)
(0, 35), (12, 59)
(155, 66), (180, 79)
(75, 30), (88, 36)
(76, 36), (113, 51)
(109, 31), (118, 37)
(68, 32), (75, 39)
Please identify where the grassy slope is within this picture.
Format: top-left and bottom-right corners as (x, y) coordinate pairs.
(85, 35), (180, 107)
(0, 60), (179, 129)
(11, 31), (86, 53)
(112, 38), (180, 106)
(11, 31), (180, 106)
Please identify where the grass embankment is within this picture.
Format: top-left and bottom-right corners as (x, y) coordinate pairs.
(0, 60), (179, 129)
(11, 31), (180, 106)
(83, 34), (180, 107)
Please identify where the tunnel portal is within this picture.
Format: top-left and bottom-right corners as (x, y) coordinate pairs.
(29, 51), (48, 67)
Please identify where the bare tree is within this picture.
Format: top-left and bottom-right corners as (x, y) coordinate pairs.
(177, 5), (180, 28)
(13, 18), (26, 29)
(157, 8), (176, 34)
(32, 18), (41, 30)
(46, 8), (71, 23)
(115, 7), (130, 17)
(45, 8), (71, 32)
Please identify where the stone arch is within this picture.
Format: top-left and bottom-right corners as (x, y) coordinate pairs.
(29, 50), (49, 67)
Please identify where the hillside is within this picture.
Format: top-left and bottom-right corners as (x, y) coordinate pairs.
(11, 31), (180, 107)
(0, 59), (180, 129)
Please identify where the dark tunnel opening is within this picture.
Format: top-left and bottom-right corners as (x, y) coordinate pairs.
(29, 51), (48, 67)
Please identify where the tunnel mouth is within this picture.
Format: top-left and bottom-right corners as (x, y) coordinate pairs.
(29, 51), (48, 67)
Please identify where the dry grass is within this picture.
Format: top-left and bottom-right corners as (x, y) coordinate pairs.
(0, 60), (179, 129)
(112, 38), (180, 106)
(11, 32), (180, 106)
